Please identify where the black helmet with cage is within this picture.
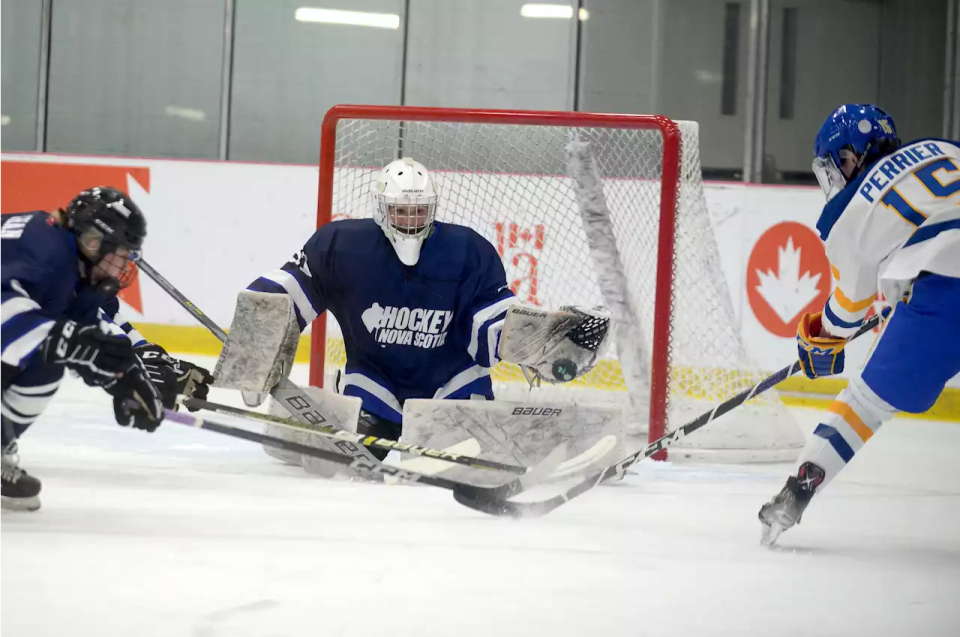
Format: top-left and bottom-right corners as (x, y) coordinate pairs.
(64, 186), (146, 294)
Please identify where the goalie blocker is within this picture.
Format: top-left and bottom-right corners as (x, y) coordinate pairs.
(214, 290), (300, 405)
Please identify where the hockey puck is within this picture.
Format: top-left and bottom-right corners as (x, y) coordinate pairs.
(552, 358), (577, 382)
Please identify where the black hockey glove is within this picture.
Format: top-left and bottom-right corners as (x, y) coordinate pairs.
(135, 344), (213, 412)
(172, 358), (213, 411)
(134, 343), (180, 410)
(104, 358), (164, 432)
(42, 319), (136, 383)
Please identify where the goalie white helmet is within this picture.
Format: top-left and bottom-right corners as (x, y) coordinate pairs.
(373, 158), (439, 266)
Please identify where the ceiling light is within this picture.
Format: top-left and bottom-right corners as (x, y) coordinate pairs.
(165, 106), (206, 122)
(521, 4), (573, 18)
(295, 7), (400, 29)
(520, 4), (588, 19)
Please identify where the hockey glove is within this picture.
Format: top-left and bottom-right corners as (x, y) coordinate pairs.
(797, 312), (846, 379)
(135, 343), (180, 410)
(173, 358), (213, 411)
(135, 344), (213, 411)
(42, 319), (136, 383)
(105, 359), (164, 432)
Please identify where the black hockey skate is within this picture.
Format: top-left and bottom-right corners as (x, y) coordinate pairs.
(759, 462), (824, 546)
(1, 452), (42, 512)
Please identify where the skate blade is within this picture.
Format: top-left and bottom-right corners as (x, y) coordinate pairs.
(760, 521), (785, 547)
(1, 495), (41, 512)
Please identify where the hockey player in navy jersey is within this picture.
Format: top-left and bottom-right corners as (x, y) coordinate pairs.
(759, 104), (960, 545)
(220, 158), (609, 461)
(1, 187), (213, 510)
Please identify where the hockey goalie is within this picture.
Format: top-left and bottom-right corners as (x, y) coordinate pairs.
(215, 158), (620, 475)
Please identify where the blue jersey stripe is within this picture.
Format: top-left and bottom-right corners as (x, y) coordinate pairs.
(248, 277), (307, 330)
(903, 218), (960, 248)
(813, 423), (855, 463)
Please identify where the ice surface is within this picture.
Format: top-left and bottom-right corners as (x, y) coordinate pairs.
(3, 361), (959, 637)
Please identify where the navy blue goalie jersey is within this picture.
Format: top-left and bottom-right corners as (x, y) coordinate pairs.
(1, 211), (144, 371)
(248, 219), (516, 423)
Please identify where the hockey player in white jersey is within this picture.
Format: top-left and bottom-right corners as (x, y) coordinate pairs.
(217, 158), (611, 460)
(759, 104), (960, 545)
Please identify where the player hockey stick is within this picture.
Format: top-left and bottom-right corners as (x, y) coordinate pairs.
(163, 408), (566, 501)
(136, 259), (229, 340)
(455, 313), (883, 518)
(135, 258), (392, 477)
(183, 397), (528, 475)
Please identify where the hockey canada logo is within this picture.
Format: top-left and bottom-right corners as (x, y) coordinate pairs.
(361, 302), (454, 349)
(747, 222), (831, 338)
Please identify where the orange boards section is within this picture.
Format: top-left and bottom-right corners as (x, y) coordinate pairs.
(1, 160), (151, 314)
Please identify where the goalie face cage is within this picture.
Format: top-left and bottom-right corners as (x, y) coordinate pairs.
(311, 105), (803, 460)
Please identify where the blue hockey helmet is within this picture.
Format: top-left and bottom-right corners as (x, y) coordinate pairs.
(812, 104), (900, 200)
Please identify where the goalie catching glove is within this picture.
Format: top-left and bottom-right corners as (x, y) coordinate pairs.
(498, 305), (611, 383)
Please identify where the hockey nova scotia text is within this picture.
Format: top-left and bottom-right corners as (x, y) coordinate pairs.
(361, 302), (454, 348)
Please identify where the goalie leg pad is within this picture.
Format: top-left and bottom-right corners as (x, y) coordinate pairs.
(401, 399), (625, 487)
(214, 291), (300, 393)
(264, 386), (363, 477)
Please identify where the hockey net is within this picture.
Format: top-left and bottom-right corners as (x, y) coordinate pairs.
(311, 105), (803, 461)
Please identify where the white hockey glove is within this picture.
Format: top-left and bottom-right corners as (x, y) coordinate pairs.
(498, 305), (611, 384)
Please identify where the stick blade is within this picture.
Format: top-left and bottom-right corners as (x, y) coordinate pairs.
(452, 490), (567, 519)
(452, 442), (566, 503)
(451, 443), (570, 517)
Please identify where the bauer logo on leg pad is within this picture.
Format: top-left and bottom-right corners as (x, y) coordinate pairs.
(511, 407), (563, 417)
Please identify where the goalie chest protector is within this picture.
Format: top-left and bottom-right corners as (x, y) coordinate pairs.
(302, 219), (514, 417)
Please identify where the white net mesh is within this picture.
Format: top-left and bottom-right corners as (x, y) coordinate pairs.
(316, 110), (803, 460)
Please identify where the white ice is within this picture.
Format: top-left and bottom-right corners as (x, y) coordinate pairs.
(3, 361), (959, 637)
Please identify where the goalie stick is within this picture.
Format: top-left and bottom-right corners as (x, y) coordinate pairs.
(163, 408), (566, 501)
(183, 397), (528, 475)
(455, 313), (883, 518)
(136, 258), (389, 478)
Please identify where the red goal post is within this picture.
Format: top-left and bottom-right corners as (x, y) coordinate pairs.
(311, 105), (681, 445)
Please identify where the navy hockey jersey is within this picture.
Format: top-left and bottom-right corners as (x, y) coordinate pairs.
(248, 219), (516, 423)
(1, 211), (144, 371)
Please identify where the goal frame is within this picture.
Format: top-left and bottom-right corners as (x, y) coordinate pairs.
(312, 104), (682, 445)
